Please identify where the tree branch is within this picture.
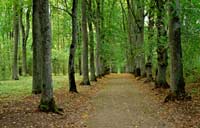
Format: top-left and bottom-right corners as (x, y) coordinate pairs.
(126, 0), (142, 31)
(50, 4), (72, 17)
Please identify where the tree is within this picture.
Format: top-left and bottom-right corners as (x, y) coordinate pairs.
(145, 0), (154, 82)
(68, 0), (78, 92)
(81, 0), (90, 85)
(88, 0), (97, 81)
(126, 0), (145, 77)
(12, 0), (20, 80)
(32, 0), (42, 94)
(20, 2), (31, 76)
(155, 0), (169, 88)
(36, 0), (60, 113)
(95, 0), (101, 78)
(137, 0), (145, 77)
(126, 0), (135, 73)
(165, 0), (190, 101)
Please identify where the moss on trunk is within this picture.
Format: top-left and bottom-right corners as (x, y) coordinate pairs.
(39, 98), (63, 114)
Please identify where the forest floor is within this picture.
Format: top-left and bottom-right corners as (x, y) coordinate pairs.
(0, 74), (200, 128)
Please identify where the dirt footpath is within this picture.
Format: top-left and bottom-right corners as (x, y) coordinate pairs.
(87, 74), (174, 128)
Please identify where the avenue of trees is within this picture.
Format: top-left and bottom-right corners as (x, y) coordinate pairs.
(0, 0), (199, 112)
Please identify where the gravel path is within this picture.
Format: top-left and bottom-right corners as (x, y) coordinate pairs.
(87, 74), (173, 128)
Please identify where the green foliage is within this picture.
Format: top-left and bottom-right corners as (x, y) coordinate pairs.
(0, 0), (200, 83)
(181, 0), (200, 82)
(52, 49), (68, 75)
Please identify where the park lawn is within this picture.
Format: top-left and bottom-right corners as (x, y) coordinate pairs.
(0, 75), (81, 101)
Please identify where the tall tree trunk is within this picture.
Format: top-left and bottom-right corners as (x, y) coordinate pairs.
(165, 0), (190, 101)
(32, 0), (42, 94)
(38, 0), (60, 112)
(145, 1), (154, 82)
(100, 0), (106, 76)
(81, 0), (90, 85)
(88, 0), (97, 81)
(95, 0), (101, 78)
(12, 0), (20, 80)
(20, 6), (30, 76)
(138, 0), (145, 77)
(126, 0), (136, 74)
(155, 0), (169, 88)
(127, 0), (144, 77)
(68, 0), (78, 93)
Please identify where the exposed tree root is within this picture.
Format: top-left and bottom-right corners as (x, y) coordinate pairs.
(32, 90), (42, 94)
(155, 82), (170, 89)
(38, 98), (64, 115)
(164, 92), (192, 103)
(69, 89), (78, 93)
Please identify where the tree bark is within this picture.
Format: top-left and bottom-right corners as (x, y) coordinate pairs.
(155, 0), (169, 88)
(68, 0), (78, 93)
(95, 0), (101, 78)
(145, 1), (154, 82)
(155, 46), (169, 88)
(20, 6), (30, 76)
(138, 0), (145, 77)
(88, 0), (97, 81)
(12, 0), (20, 80)
(99, 0), (106, 76)
(126, 0), (144, 77)
(165, 0), (189, 101)
(38, 0), (59, 112)
(81, 0), (90, 85)
(32, 0), (42, 94)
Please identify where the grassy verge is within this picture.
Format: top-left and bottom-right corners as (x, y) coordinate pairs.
(0, 75), (81, 101)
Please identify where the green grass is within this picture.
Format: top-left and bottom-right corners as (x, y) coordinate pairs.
(0, 75), (82, 101)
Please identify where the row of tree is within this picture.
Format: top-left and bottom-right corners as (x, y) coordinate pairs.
(1, 0), (199, 111)
(125, 0), (190, 100)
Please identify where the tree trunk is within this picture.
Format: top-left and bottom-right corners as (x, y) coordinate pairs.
(38, 0), (59, 112)
(145, 56), (153, 83)
(20, 7), (30, 76)
(68, 0), (78, 93)
(145, 1), (154, 82)
(78, 54), (82, 75)
(155, 46), (169, 88)
(12, 0), (20, 80)
(165, 0), (191, 102)
(127, 0), (136, 74)
(95, 0), (101, 78)
(77, 21), (82, 76)
(126, 0), (144, 77)
(32, 0), (42, 94)
(155, 0), (169, 88)
(88, 0), (97, 81)
(138, 1), (145, 77)
(100, 0), (106, 77)
(81, 0), (90, 85)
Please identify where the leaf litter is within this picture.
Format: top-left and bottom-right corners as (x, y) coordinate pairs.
(0, 74), (200, 128)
